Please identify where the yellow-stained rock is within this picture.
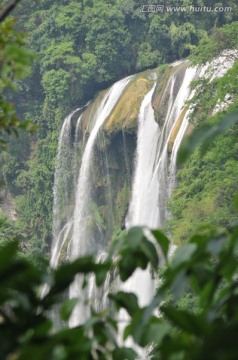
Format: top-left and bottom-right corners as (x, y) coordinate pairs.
(103, 75), (153, 132)
(168, 107), (188, 153)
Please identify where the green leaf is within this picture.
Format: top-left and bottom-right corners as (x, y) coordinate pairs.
(112, 347), (137, 360)
(170, 270), (189, 298)
(125, 316), (170, 348)
(171, 244), (197, 268)
(109, 291), (139, 317)
(139, 317), (170, 347)
(114, 227), (160, 280)
(0, 241), (18, 273)
(33, 320), (52, 336)
(151, 230), (170, 258)
(118, 252), (140, 281)
(60, 298), (79, 321)
(95, 265), (110, 287)
(161, 306), (207, 336)
(125, 291), (163, 344)
(127, 227), (144, 250)
(199, 281), (215, 308)
(43, 257), (110, 301)
(140, 239), (158, 269)
(207, 236), (226, 255)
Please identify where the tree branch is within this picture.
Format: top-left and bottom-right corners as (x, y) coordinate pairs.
(0, 0), (21, 23)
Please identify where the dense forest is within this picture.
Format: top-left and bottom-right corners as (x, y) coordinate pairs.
(1, 0), (238, 359)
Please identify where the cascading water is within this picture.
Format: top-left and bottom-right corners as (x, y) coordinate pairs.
(41, 109), (82, 298)
(118, 64), (199, 358)
(126, 83), (159, 228)
(127, 63), (198, 229)
(154, 65), (198, 223)
(118, 82), (159, 358)
(51, 109), (83, 269)
(69, 76), (132, 326)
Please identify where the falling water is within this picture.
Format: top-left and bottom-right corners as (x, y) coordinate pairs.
(41, 110), (82, 298)
(151, 65), (198, 227)
(127, 83), (159, 228)
(52, 110), (78, 246)
(117, 84), (159, 356)
(51, 109), (82, 269)
(127, 64), (197, 231)
(118, 64), (200, 358)
(69, 75), (132, 326)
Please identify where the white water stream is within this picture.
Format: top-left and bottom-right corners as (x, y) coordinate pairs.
(69, 76), (132, 326)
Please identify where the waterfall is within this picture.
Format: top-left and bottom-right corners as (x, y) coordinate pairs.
(49, 51), (238, 355)
(49, 63), (201, 334)
(154, 65), (198, 222)
(117, 84), (159, 354)
(41, 110), (82, 298)
(127, 64), (198, 230)
(117, 64), (200, 358)
(71, 76), (132, 259)
(52, 110), (78, 248)
(69, 76), (132, 326)
(51, 109), (83, 270)
(126, 83), (159, 227)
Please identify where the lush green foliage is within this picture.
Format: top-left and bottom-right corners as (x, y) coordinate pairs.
(190, 21), (238, 64)
(1, 217), (238, 359)
(0, 17), (34, 146)
(0, 9), (38, 256)
(18, 0), (237, 108)
(0, 211), (24, 247)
